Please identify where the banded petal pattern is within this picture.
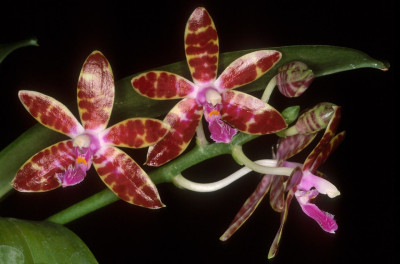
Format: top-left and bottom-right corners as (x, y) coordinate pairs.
(215, 50), (282, 90)
(103, 118), (170, 148)
(185, 7), (219, 84)
(13, 140), (75, 192)
(131, 7), (284, 166)
(146, 98), (203, 166)
(77, 51), (114, 131)
(19, 91), (84, 138)
(132, 71), (195, 99)
(93, 146), (164, 208)
(221, 90), (286, 134)
(303, 106), (341, 172)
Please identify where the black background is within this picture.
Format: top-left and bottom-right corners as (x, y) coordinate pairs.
(0, 0), (397, 263)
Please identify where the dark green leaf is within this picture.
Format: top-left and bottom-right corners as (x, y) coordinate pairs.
(0, 45), (389, 199)
(281, 105), (300, 125)
(0, 217), (97, 263)
(0, 38), (38, 64)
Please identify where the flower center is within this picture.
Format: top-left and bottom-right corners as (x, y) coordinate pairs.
(205, 88), (221, 106)
(73, 134), (91, 148)
(208, 109), (220, 117)
(76, 156), (88, 165)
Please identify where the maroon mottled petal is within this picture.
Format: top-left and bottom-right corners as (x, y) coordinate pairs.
(93, 146), (164, 208)
(303, 106), (341, 172)
(185, 7), (219, 84)
(269, 176), (285, 212)
(18, 91), (84, 138)
(146, 98), (203, 166)
(215, 50), (281, 90)
(220, 175), (273, 241)
(131, 71), (195, 99)
(102, 118), (170, 148)
(310, 131), (345, 173)
(77, 51), (114, 131)
(276, 133), (317, 162)
(220, 90), (287, 134)
(12, 140), (75, 192)
(268, 190), (295, 259)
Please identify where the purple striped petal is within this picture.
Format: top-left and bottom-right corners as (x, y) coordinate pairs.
(220, 175), (273, 241)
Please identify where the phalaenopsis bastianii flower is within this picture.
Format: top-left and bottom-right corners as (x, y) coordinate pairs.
(12, 51), (171, 208)
(131, 7), (287, 166)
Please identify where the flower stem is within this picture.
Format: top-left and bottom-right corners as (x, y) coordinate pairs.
(261, 76), (276, 103)
(231, 145), (293, 176)
(172, 159), (278, 192)
(46, 188), (118, 225)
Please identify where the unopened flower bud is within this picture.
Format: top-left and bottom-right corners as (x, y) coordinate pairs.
(276, 61), (315, 97)
(296, 102), (336, 134)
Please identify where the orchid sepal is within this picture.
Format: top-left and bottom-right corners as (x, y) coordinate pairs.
(77, 51), (114, 132)
(93, 146), (164, 208)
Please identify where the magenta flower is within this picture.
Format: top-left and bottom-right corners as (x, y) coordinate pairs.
(131, 7), (287, 166)
(12, 51), (170, 208)
(220, 104), (345, 258)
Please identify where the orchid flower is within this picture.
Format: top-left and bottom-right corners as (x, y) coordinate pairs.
(12, 51), (170, 208)
(220, 103), (345, 258)
(131, 7), (286, 166)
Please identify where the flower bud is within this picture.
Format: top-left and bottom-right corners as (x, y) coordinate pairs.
(296, 102), (336, 134)
(276, 61), (315, 97)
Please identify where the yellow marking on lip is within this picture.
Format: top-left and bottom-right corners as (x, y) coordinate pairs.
(208, 109), (220, 117)
(76, 156), (87, 165)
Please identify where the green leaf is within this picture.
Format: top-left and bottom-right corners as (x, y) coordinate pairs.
(281, 105), (300, 125)
(0, 38), (39, 64)
(0, 217), (97, 264)
(0, 45), (389, 199)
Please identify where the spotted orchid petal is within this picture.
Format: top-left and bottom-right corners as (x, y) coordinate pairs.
(303, 106), (341, 172)
(12, 140), (75, 192)
(131, 71), (196, 99)
(268, 190), (295, 259)
(102, 118), (170, 148)
(146, 98), (203, 166)
(18, 91), (84, 138)
(77, 51), (114, 131)
(295, 189), (338, 233)
(185, 7), (219, 84)
(220, 90), (287, 134)
(93, 146), (163, 208)
(220, 175), (273, 241)
(215, 50), (282, 90)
